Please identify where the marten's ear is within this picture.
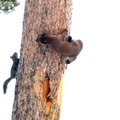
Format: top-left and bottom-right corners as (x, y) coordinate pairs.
(40, 34), (52, 44)
(58, 29), (68, 37)
(36, 34), (51, 44)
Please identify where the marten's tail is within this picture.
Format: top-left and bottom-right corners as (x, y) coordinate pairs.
(3, 77), (12, 94)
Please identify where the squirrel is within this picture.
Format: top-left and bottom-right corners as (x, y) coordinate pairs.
(37, 29), (83, 64)
(3, 52), (19, 94)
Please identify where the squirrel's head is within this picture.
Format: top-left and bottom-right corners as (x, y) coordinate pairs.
(10, 52), (18, 59)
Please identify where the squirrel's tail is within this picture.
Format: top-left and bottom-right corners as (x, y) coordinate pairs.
(3, 77), (12, 94)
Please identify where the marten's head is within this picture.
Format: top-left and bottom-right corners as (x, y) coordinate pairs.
(38, 30), (83, 64)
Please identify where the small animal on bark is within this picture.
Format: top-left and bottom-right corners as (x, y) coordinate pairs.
(37, 29), (83, 64)
(3, 52), (19, 94)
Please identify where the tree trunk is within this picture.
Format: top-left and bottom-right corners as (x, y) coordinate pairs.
(12, 0), (72, 119)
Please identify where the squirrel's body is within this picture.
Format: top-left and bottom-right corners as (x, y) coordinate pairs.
(3, 52), (19, 94)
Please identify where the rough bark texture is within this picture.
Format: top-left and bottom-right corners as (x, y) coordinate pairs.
(12, 0), (72, 120)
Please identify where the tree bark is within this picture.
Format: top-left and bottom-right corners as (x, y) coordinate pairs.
(12, 0), (72, 119)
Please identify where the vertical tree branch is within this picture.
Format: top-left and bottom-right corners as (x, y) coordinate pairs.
(12, 0), (72, 119)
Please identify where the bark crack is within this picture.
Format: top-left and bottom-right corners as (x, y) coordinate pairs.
(43, 74), (52, 114)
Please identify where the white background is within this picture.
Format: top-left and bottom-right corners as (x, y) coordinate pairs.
(0, 0), (120, 120)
